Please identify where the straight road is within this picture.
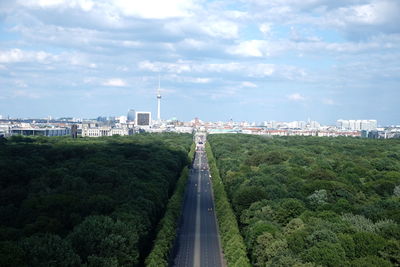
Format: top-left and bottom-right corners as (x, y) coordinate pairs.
(172, 143), (223, 267)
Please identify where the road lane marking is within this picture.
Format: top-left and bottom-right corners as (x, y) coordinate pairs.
(194, 151), (201, 267)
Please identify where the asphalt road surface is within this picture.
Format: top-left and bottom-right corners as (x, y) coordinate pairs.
(172, 147), (223, 267)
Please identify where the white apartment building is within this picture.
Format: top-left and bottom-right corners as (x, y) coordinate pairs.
(337, 119), (377, 131)
(82, 127), (130, 137)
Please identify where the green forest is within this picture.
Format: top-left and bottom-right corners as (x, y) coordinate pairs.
(208, 134), (400, 267)
(0, 133), (192, 266)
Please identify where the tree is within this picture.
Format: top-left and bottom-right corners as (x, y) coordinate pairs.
(253, 233), (288, 266)
(301, 241), (346, 267)
(338, 234), (356, 259)
(20, 233), (81, 267)
(233, 186), (267, 215)
(244, 220), (279, 252)
(352, 232), (387, 258)
(274, 198), (305, 224)
(350, 256), (392, 267)
(0, 241), (26, 267)
(307, 189), (328, 208)
(68, 215), (139, 265)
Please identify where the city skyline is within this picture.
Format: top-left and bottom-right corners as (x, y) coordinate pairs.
(1, 0), (400, 125)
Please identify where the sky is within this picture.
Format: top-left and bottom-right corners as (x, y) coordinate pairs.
(0, 0), (399, 125)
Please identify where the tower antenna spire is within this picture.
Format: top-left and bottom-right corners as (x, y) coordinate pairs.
(158, 74), (160, 94)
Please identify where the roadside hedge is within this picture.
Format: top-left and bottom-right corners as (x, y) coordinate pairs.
(206, 142), (251, 267)
(145, 142), (195, 266)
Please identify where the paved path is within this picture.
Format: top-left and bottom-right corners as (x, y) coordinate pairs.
(172, 147), (223, 267)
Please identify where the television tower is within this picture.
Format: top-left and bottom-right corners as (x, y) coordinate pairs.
(157, 76), (161, 122)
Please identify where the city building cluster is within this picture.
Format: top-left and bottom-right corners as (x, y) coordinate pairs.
(0, 82), (399, 139)
(203, 119), (399, 138)
(1, 115), (400, 139)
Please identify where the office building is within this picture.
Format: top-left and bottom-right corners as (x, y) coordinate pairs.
(136, 112), (151, 126)
(127, 109), (135, 122)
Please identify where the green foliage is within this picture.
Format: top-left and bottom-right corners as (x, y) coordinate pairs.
(244, 221), (279, 252)
(274, 198), (306, 224)
(21, 233), (81, 266)
(287, 230), (309, 254)
(306, 229), (339, 246)
(350, 255), (392, 267)
(0, 241), (27, 267)
(301, 241), (346, 267)
(284, 218), (305, 235)
(380, 239), (400, 265)
(145, 167), (192, 267)
(206, 142), (251, 267)
(338, 233), (356, 259)
(87, 255), (118, 267)
(0, 133), (192, 266)
(253, 232), (289, 266)
(307, 189), (328, 207)
(232, 186), (267, 214)
(341, 213), (379, 232)
(352, 232), (387, 258)
(68, 215), (138, 265)
(208, 134), (400, 266)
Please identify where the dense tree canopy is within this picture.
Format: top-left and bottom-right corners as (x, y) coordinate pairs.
(0, 133), (192, 266)
(208, 135), (400, 266)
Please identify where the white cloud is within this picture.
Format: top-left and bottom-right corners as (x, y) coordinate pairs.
(246, 0), (400, 38)
(13, 89), (40, 99)
(224, 10), (248, 19)
(168, 75), (212, 84)
(19, 0), (198, 19)
(200, 19), (239, 39)
(137, 61), (307, 80)
(322, 98), (335, 105)
(288, 93), (306, 101)
(259, 23), (272, 35)
(15, 80), (28, 88)
(0, 49), (97, 69)
(332, 1), (398, 26)
(113, 0), (197, 19)
(19, 0), (95, 11)
(247, 64), (276, 77)
(163, 17), (239, 40)
(0, 48), (57, 63)
(230, 40), (265, 57)
(18, 0), (198, 22)
(191, 77), (211, 83)
(180, 38), (207, 49)
(1, 0), (399, 123)
(241, 81), (257, 88)
(121, 40), (141, 47)
(102, 78), (127, 87)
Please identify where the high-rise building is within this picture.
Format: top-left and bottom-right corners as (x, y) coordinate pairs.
(136, 112), (151, 126)
(127, 109), (135, 121)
